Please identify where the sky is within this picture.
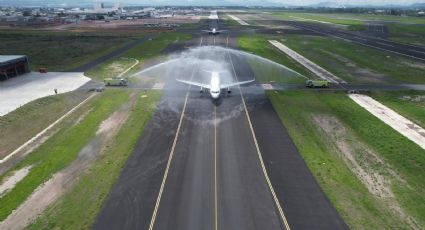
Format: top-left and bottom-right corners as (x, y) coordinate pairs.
(1, 0), (424, 7)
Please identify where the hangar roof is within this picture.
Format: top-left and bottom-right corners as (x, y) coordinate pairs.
(0, 55), (27, 65)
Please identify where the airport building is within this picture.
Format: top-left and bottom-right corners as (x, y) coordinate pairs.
(0, 55), (30, 81)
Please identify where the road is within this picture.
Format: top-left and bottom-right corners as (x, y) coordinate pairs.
(93, 30), (348, 229)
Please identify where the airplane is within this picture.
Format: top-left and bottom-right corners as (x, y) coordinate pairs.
(202, 28), (227, 35)
(177, 71), (254, 100)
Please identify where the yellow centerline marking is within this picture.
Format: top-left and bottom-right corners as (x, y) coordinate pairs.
(214, 106), (218, 230)
(226, 44), (291, 230)
(148, 36), (203, 230)
(214, 35), (219, 230)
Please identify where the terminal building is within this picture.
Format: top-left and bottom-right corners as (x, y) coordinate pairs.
(0, 55), (30, 81)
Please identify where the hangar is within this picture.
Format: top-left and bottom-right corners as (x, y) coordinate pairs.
(0, 55), (30, 81)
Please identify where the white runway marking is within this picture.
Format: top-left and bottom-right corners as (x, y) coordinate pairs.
(227, 45), (291, 230)
(375, 42), (395, 48)
(409, 49), (425, 55)
(148, 36), (204, 230)
(287, 23), (425, 62)
(269, 40), (344, 84)
(152, 83), (165, 90)
(214, 106), (218, 230)
(289, 16), (336, 25)
(227, 14), (250, 25)
(349, 94), (425, 150)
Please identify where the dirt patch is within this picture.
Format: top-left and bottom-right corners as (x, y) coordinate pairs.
(109, 62), (126, 74)
(0, 99), (94, 176)
(400, 95), (425, 103)
(0, 166), (32, 197)
(0, 92), (138, 230)
(313, 114), (394, 198)
(321, 50), (389, 84)
(312, 114), (420, 229)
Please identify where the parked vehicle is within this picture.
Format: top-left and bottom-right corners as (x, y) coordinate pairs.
(104, 78), (128, 86)
(305, 80), (330, 88)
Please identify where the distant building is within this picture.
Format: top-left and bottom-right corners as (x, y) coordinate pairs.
(94, 3), (105, 11)
(0, 55), (30, 81)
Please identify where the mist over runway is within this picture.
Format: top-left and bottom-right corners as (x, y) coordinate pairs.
(93, 33), (347, 230)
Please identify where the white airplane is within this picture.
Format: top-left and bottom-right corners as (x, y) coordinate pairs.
(202, 28), (227, 35)
(177, 71), (254, 100)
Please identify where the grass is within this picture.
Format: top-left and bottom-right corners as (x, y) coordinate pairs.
(221, 14), (248, 27)
(371, 90), (425, 128)
(26, 90), (162, 230)
(178, 23), (201, 30)
(323, 13), (425, 24)
(86, 32), (192, 81)
(0, 91), (89, 159)
(0, 31), (137, 71)
(123, 32), (191, 60)
(0, 89), (131, 221)
(237, 34), (316, 83)
(268, 90), (425, 228)
(279, 34), (425, 84)
(85, 57), (138, 81)
(271, 12), (425, 46)
(272, 12), (364, 26)
(387, 24), (425, 46)
(272, 12), (425, 25)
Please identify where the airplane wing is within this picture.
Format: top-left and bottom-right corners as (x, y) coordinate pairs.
(217, 30), (227, 33)
(201, 30), (212, 33)
(221, 79), (255, 89)
(176, 79), (211, 89)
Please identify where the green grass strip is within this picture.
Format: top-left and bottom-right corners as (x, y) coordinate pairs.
(26, 90), (162, 230)
(0, 89), (131, 221)
(268, 90), (425, 228)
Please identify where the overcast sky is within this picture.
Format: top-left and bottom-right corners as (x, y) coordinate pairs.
(1, 0), (424, 6)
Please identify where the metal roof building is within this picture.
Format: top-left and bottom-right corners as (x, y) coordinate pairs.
(0, 55), (30, 81)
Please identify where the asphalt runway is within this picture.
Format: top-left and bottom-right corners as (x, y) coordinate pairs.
(246, 13), (425, 62)
(284, 20), (425, 61)
(93, 30), (348, 229)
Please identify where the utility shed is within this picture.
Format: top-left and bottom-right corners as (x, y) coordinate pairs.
(0, 55), (30, 81)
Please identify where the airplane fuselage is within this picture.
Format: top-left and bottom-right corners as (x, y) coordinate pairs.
(210, 72), (221, 99)
(209, 28), (219, 35)
(176, 71), (254, 101)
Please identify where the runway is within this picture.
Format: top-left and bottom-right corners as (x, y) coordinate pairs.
(92, 32), (348, 230)
(247, 13), (425, 62)
(284, 20), (425, 61)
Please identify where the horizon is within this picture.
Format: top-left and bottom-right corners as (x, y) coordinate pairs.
(1, 0), (425, 8)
